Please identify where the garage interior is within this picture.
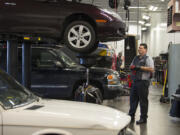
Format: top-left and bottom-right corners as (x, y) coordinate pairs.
(98, 0), (180, 135)
(0, 0), (180, 135)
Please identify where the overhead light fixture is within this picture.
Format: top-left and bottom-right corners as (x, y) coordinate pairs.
(142, 15), (150, 20)
(153, 7), (158, 11)
(149, 6), (158, 11)
(149, 6), (154, 11)
(126, 45), (130, 50)
(142, 27), (147, 31)
(129, 6), (146, 9)
(161, 0), (165, 2)
(145, 23), (151, 27)
(139, 21), (145, 25)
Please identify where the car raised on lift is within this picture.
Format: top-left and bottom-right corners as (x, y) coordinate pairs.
(0, 0), (125, 53)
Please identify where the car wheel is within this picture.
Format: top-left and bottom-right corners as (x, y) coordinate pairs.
(64, 21), (97, 53)
(74, 84), (103, 104)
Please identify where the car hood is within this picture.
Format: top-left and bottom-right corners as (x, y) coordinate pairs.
(3, 99), (130, 131)
(90, 67), (116, 74)
(69, 65), (116, 74)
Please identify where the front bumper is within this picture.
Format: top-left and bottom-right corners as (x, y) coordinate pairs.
(107, 84), (124, 91)
(97, 19), (126, 42)
(103, 83), (124, 99)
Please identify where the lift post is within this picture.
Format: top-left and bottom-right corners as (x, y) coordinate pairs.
(7, 40), (18, 80)
(22, 42), (31, 89)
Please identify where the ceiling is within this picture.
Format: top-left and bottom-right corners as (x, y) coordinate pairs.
(81, 0), (170, 23)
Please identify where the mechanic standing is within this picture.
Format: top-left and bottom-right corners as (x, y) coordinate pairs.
(128, 43), (154, 124)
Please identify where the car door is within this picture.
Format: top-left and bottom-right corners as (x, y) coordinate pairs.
(0, 0), (66, 35)
(31, 48), (70, 98)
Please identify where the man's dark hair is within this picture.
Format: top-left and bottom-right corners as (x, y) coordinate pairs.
(140, 43), (148, 50)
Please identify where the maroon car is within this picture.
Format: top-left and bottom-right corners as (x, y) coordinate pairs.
(0, 0), (125, 53)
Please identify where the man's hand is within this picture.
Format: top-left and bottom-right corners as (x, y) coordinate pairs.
(130, 65), (135, 70)
(130, 65), (141, 71)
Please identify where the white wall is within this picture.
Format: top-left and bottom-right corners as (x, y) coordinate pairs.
(104, 12), (180, 58)
(142, 12), (180, 57)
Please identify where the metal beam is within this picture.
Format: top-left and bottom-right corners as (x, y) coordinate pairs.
(6, 40), (18, 80)
(22, 42), (31, 89)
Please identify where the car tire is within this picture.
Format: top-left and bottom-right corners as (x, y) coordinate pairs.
(74, 84), (103, 104)
(64, 21), (97, 53)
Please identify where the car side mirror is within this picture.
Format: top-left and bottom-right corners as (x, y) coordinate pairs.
(109, 0), (119, 9)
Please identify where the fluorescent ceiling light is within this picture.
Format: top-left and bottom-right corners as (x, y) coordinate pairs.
(142, 15), (150, 20)
(149, 6), (154, 11)
(142, 27), (147, 31)
(139, 21), (145, 25)
(145, 23), (151, 27)
(149, 6), (158, 11)
(161, 0), (165, 2)
(153, 7), (158, 11)
(129, 6), (146, 9)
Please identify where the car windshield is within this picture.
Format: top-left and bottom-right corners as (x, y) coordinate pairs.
(56, 49), (78, 67)
(0, 70), (38, 110)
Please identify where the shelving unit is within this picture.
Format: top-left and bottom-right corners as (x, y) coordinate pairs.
(153, 53), (168, 85)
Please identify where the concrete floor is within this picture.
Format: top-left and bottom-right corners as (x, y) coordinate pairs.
(104, 85), (180, 135)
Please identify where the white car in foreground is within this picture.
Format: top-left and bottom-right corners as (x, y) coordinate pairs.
(0, 69), (134, 135)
